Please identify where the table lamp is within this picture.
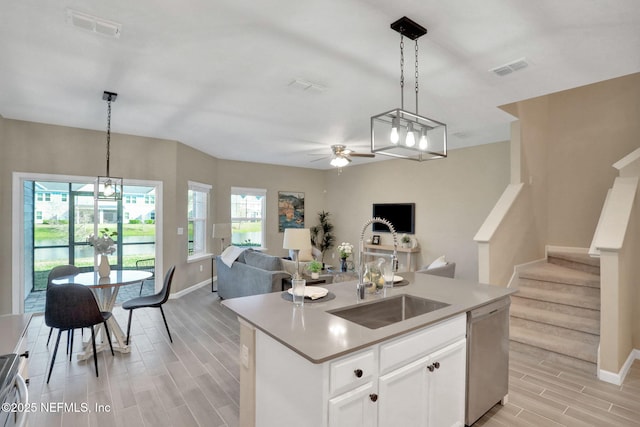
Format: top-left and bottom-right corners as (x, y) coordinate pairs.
(212, 223), (232, 254)
(283, 228), (311, 279)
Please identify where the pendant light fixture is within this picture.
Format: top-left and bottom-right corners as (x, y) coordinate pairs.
(96, 91), (123, 200)
(371, 17), (447, 161)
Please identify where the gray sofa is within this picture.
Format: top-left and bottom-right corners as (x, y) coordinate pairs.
(216, 249), (290, 299)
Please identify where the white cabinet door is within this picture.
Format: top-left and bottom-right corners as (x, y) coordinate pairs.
(427, 339), (466, 427)
(328, 382), (377, 427)
(377, 356), (430, 427)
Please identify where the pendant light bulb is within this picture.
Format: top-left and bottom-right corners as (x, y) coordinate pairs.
(103, 179), (114, 197)
(405, 123), (416, 147)
(390, 116), (400, 144)
(419, 128), (429, 150)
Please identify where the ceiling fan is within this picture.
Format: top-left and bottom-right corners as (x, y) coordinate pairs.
(311, 144), (375, 167)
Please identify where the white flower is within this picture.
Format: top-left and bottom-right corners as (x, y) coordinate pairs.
(87, 228), (117, 256)
(338, 242), (353, 258)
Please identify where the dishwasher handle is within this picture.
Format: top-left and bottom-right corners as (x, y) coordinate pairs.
(468, 297), (510, 321)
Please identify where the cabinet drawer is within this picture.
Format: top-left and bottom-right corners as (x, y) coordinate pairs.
(379, 313), (466, 374)
(329, 349), (376, 395)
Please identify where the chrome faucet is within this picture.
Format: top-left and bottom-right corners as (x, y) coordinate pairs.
(358, 217), (398, 293)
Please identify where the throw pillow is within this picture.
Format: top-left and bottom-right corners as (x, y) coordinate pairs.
(428, 255), (447, 269)
(244, 251), (282, 271)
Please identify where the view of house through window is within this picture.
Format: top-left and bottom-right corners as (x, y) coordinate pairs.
(25, 180), (157, 312)
(187, 181), (210, 257)
(230, 187), (266, 248)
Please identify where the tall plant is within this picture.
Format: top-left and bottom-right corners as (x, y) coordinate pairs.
(310, 211), (335, 263)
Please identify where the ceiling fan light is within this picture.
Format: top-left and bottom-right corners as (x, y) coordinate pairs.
(330, 156), (350, 168)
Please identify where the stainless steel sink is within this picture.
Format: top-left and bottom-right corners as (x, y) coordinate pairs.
(328, 294), (450, 329)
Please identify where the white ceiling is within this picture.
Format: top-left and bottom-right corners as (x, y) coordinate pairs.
(1, 0), (640, 169)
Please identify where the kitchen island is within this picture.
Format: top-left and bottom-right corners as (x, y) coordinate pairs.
(222, 273), (516, 427)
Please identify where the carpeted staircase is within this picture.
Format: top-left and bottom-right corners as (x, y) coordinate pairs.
(509, 250), (601, 374)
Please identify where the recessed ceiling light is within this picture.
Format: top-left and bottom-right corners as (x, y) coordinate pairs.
(66, 9), (122, 39)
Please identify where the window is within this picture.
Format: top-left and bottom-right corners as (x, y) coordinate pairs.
(188, 181), (211, 258)
(36, 193), (43, 202)
(145, 195), (155, 204)
(35, 211), (42, 221)
(231, 187), (266, 248)
(44, 193), (51, 202)
(61, 193), (68, 202)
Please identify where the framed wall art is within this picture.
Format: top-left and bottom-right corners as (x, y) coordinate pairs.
(278, 191), (305, 232)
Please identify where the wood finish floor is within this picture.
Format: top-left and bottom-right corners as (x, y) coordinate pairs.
(23, 285), (640, 426)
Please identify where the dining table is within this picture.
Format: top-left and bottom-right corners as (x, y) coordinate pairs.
(51, 269), (152, 361)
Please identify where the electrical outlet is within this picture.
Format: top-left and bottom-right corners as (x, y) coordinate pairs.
(241, 345), (250, 368)
(177, 227), (184, 235)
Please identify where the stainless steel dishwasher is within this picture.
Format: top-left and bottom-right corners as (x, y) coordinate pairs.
(466, 297), (510, 426)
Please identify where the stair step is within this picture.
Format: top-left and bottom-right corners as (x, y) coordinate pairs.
(519, 263), (600, 288)
(519, 277), (600, 298)
(509, 340), (596, 375)
(510, 325), (598, 364)
(547, 250), (600, 275)
(515, 286), (600, 310)
(510, 304), (600, 335)
(510, 295), (600, 320)
(510, 317), (599, 345)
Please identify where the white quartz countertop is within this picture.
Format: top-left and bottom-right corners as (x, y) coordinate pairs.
(222, 273), (516, 363)
(0, 314), (32, 355)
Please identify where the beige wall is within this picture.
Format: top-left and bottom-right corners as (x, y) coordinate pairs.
(213, 160), (326, 259)
(504, 72), (640, 248)
(324, 141), (510, 280)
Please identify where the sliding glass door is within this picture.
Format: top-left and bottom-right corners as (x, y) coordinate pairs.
(25, 178), (158, 312)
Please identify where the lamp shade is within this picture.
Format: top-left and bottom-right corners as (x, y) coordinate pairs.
(282, 228), (311, 250)
(212, 223), (232, 239)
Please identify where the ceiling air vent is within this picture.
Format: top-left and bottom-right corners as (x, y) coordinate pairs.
(490, 58), (528, 77)
(66, 9), (122, 39)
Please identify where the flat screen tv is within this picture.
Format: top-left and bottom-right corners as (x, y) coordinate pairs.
(372, 203), (415, 234)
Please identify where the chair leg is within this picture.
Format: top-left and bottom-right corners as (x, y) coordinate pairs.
(47, 327), (53, 346)
(103, 321), (114, 356)
(139, 280), (144, 296)
(126, 310), (133, 345)
(91, 325), (99, 377)
(66, 329), (72, 355)
(46, 330), (63, 384)
(69, 329), (74, 362)
(159, 306), (173, 343)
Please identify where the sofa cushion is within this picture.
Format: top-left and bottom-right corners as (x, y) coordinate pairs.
(244, 251), (282, 271)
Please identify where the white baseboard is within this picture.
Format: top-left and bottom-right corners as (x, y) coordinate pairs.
(598, 348), (640, 385)
(169, 276), (215, 299)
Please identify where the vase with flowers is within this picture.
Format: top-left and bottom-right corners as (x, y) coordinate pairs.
(337, 242), (353, 272)
(87, 228), (117, 278)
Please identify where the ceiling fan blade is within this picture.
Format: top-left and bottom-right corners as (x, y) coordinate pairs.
(310, 155), (330, 163)
(349, 152), (375, 158)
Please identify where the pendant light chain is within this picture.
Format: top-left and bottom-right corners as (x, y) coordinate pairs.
(106, 97), (112, 177)
(415, 39), (419, 115)
(400, 34), (404, 109)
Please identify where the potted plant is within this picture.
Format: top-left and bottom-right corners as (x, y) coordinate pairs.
(307, 260), (323, 279)
(310, 211), (335, 263)
(401, 234), (411, 248)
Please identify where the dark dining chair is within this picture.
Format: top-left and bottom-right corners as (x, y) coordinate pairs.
(123, 265), (176, 345)
(135, 258), (155, 295)
(46, 264), (80, 348)
(45, 283), (114, 383)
